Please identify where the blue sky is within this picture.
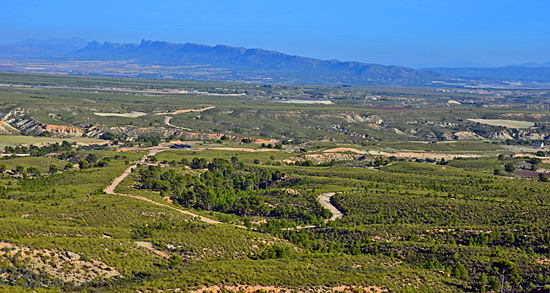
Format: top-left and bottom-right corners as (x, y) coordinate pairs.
(1, 0), (549, 66)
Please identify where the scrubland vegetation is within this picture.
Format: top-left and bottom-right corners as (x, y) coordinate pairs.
(0, 73), (549, 291)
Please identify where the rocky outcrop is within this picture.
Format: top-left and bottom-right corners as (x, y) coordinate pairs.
(0, 108), (83, 137)
(42, 124), (84, 137)
(305, 153), (365, 164)
(443, 131), (483, 141)
(87, 126), (276, 143)
(490, 131), (514, 140)
(0, 120), (19, 134)
(174, 131), (276, 143)
(1, 108), (42, 135)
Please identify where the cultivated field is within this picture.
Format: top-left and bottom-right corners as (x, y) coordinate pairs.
(468, 118), (535, 128)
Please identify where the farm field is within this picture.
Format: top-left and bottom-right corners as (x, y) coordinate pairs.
(468, 119), (535, 129)
(0, 72), (549, 292)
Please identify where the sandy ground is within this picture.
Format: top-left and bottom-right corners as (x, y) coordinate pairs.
(0, 154), (30, 158)
(135, 241), (170, 258)
(94, 111), (146, 118)
(323, 147), (365, 154)
(279, 99), (333, 104)
(468, 118), (534, 128)
(155, 106), (215, 116)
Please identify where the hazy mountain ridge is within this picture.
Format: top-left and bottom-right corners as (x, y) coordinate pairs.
(424, 66), (550, 81)
(514, 61), (550, 68)
(67, 40), (449, 85)
(1, 38), (550, 85)
(0, 38), (87, 58)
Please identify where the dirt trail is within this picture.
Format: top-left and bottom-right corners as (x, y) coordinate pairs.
(283, 192), (344, 231)
(163, 116), (192, 131)
(104, 149), (221, 224)
(155, 106), (215, 116)
(105, 148), (341, 227)
(160, 106), (216, 130)
(317, 192), (343, 222)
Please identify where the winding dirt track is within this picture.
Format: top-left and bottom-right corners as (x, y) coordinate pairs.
(161, 107), (216, 130)
(317, 192), (343, 222)
(105, 149), (344, 227)
(163, 116), (192, 131)
(104, 150), (221, 224)
(283, 192), (344, 230)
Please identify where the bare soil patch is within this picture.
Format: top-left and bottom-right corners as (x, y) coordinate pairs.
(94, 111), (146, 118)
(468, 118), (534, 129)
(135, 241), (170, 258)
(323, 147), (364, 154)
(155, 106), (215, 116)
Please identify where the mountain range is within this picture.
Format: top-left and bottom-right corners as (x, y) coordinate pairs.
(423, 66), (550, 81)
(0, 38), (549, 86)
(66, 40), (449, 86)
(0, 37), (87, 58)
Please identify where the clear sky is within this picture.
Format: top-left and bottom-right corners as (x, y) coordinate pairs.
(1, 0), (549, 67)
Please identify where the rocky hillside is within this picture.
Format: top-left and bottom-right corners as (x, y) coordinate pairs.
(1, 109), (84, 137)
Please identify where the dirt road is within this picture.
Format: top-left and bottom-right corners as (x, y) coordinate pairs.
(155, 106), (215, 116)
(163, 116), (192, 131)
(317, 192), (343, 222)
(105, 148), (342, 227)
(282, 193), (343, 231)
(104, 149), (221, 224)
